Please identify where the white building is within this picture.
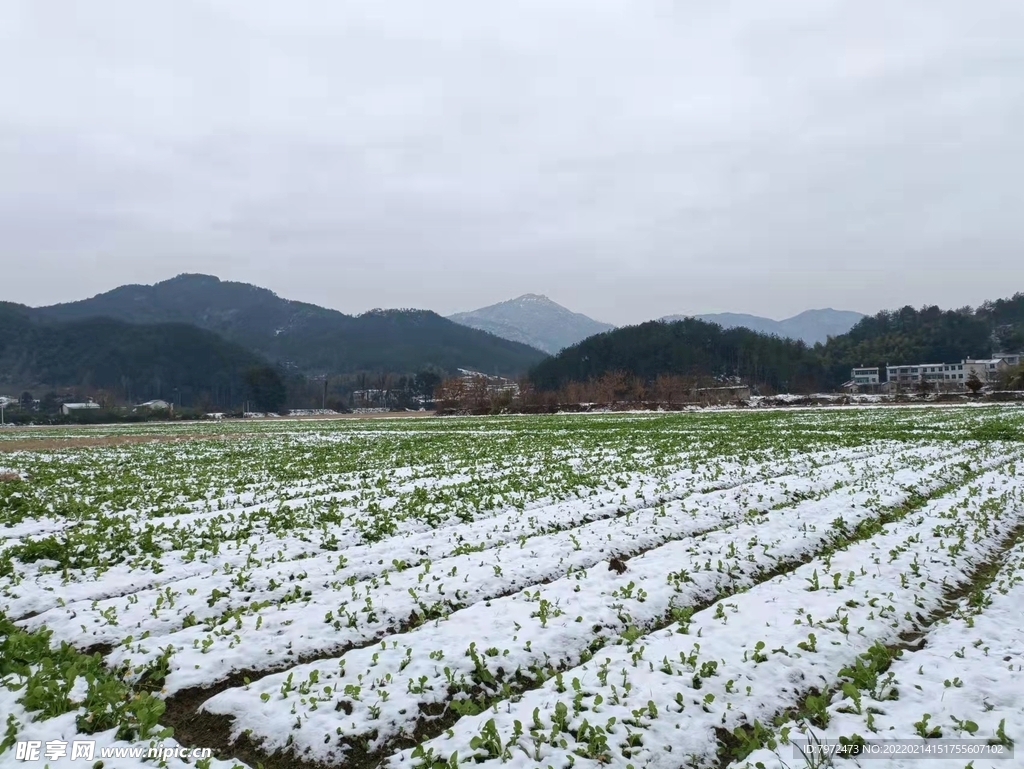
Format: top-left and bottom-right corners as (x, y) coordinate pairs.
(61, 402), (101, 415)
(850, 367), (879, 386)
(993, 352), (1022, 367)
(886, 364), (948, 387)
(884, 356), (1014, 391)
(920, 364), (946, 384)
(941, 362), (966, 383)
(963, 359), (1009, 384)
(135, 399), (172, 411)
(886, 365), (922, 385)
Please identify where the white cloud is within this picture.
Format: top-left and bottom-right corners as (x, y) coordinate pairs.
(1, 0), (1022, 323)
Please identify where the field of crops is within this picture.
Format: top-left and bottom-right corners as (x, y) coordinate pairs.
(1, 406), (1023, 769)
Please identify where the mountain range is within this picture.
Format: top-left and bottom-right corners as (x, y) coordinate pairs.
(31, 274), (546, 377)
(6, 273), (1017, 407)
(536, 295), (1024, 395)
(447, 294), (614, 354)
(4, 275), (862, 403)
(445, 299), (862, 351)
(662, 309), (865, 346)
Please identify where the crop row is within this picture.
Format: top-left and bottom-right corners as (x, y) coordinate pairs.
(10, 440), (881, 625)
(733, 533), (1024, 768)
(85, 445), (981, 696)
(389, 456), (1023, 769)
(1, 407), (1022, 769)
(199, 445), (1009, 763)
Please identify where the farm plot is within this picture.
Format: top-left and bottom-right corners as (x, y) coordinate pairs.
(0, 407), (1022, 769)
(732, 518), (1024, 769)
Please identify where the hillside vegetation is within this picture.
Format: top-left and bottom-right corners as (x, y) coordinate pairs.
(0, 302), (266, 406)
(34, 274), (547, 377)
(530, 317), (823, 393)
(9, 277), (1024, 403)
(532, 294), (1024, 393)
(819, 296), (1024, 382)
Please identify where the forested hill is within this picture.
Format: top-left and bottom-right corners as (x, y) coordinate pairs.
(17, 277), (1024, 397)
(0, 302), (267, 406)
(529, 318), (824, 393)
(33, 274), (547, 376)
(818, 295), (1024, 383)
(530, 294), (1024, 393)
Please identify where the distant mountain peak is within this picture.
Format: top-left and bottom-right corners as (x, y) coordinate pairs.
(449, 294), (614, 354)
(660, 308), (865, 345)
(168, 273), (221, 283)
(513, 293), (553, 303)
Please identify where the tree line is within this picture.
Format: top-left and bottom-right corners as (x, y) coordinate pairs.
(5, 291), (1023, 419)
(528, 296), (1024, 398)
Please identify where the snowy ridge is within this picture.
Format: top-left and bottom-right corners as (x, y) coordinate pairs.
(448, 294), (614, 354)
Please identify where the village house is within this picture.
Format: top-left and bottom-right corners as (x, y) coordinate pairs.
(962, 358), (1010, 384)
(851, 367), (879, 386)
(869, 352), (1021, 392)
(61, 401), (101, 415)
(842, 367), (881, 392)
(134, 399), (172, 412)
(884, 364), (942, 386)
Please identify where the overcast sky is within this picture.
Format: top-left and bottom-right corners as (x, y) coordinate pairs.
(2, 1), (1022, 325)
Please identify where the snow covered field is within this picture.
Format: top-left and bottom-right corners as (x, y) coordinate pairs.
(1, 407), (1022, 769)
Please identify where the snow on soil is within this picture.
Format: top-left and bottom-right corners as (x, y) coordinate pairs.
(1, 408), (1023, 769)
